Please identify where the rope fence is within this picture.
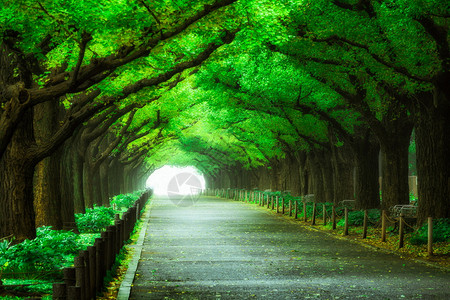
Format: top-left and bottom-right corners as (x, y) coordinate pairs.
(204, 188), (435, 256)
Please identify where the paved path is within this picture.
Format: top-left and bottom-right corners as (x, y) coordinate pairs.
(127, 196), (449, 299)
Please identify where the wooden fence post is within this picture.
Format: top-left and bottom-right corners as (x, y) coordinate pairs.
(276, 196), (279, 213)
(399, 214), (405, 248)
(271, 196), (275, 210)
(332, 206), (336, 230)
(95, 238), (105, 290)
(87, 246), (96, 298)
(303, 202), (307, 222)
(362, 210), (368, 239)
(311, 203), (316, 225)
(63, 267), (76, 289)
(289, 200), (292, 217)
(282, 198), (285, 214)
(74, 255), (85, 300)
(52, 283), (66, 299)
(344, 207), (349, 236)
(322, 204), (326, 226)
(294, 201), (298, 219)
(381, 210), (387, 242)
(67, 286), (81, 300)
(428, 217), (433, 256)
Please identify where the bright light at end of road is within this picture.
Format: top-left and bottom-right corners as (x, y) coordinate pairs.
(146, 166), (206, 196)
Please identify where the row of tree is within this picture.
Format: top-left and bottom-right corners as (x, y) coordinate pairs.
(0, 0), (448, 242)
(0, 0), (240, 242)
(167, 0), (449, 225)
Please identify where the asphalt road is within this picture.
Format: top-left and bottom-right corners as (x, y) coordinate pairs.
(128, 196), (449, 299)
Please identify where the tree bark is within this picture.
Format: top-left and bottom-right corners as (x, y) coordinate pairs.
(353, 139), (380, 209)
(33, 101), (63, 229)
(0, 111), (36, 242)
(414, 92), (450, 223)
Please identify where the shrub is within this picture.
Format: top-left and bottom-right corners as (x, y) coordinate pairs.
(337, 210), (381, 226)
(75, 205), (115, 233)
(409, 218), (450, 245)
(0, 226), (79, 274)
(111, 193), (137, 211)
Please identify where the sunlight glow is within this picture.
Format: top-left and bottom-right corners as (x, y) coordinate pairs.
(146, 165), (206, 196)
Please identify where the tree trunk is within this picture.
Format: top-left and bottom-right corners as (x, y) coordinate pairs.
(353, 140), (380, 209)
(414, 92), (450, 223)
(59, 139), (78, 230)
(307, 152), (325, 202)
(33, 101), (63, 229)
(380, 136), (411, 210)
(316, 150), (334, 203)
(0, 112), (36, 242)
(330, 145), (354, 204)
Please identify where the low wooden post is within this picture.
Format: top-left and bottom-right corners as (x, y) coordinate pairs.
(381, 210), (387, 242)
(95, 238), (105, 290)
(332, 206), (336, 230)
(344, 207), (349, 235)
(87, 246), (96, 298)
(294, 201), (298, 219)
(81, 250), (91, 300)
(271, 196), (274, 210)
(267, 195), (270, 208)
(67, 286), (81, 300)
(303, 202), (307, 222)
(399, 214), (405, 248)
(282, 198), (285, 214)
(53, 283), (66, 299)
(311, 203), (316, 225)
(74, 255), (85, 300)
(362, 210), (368, 239)
(276, 196), (279, 213)
(322, 204), (327, 226)
(289, 200), (292, 217)
(63, 267), (76, 288)
(428, 217), (433, 256)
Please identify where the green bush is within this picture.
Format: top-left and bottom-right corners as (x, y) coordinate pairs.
(0, 226), (79, 274)
(75, 205), (116, 233)
(111, 194), (137, 211)
(409, 218), (450, 245)
(337, 210), (381, 226)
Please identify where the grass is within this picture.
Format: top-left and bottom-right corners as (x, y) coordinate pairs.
(292, 213), (450, 270)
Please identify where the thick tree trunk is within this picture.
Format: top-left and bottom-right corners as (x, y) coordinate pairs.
(33, 101), (62, 229)
(307, 153), (325, 203)
(0, 112), (36, 242)
(59, 140), (78, 230)
(286, 154), (301, 196)
(414, 93), (450, 224)
(316, 150), (334, 203)
(331, 146), (354, 204)
(295, 151), (309, 196)
(380, 137), (411, 211)
(353, 141), (380, 209)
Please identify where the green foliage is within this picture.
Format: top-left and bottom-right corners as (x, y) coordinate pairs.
(337, 210), (381, 227)
(409, 219), (450, 245)
(0, 227), (78, 275)
(111, 194), (137, 211)
(75, 205), (116, 233)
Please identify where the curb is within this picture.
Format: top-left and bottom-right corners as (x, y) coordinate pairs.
(116, 200), (153, 300)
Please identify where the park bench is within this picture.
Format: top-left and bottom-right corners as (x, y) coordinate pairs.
(302, 194), (315, 202)
(390, 204), (417, 218)
(338, 200), (356, 209)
